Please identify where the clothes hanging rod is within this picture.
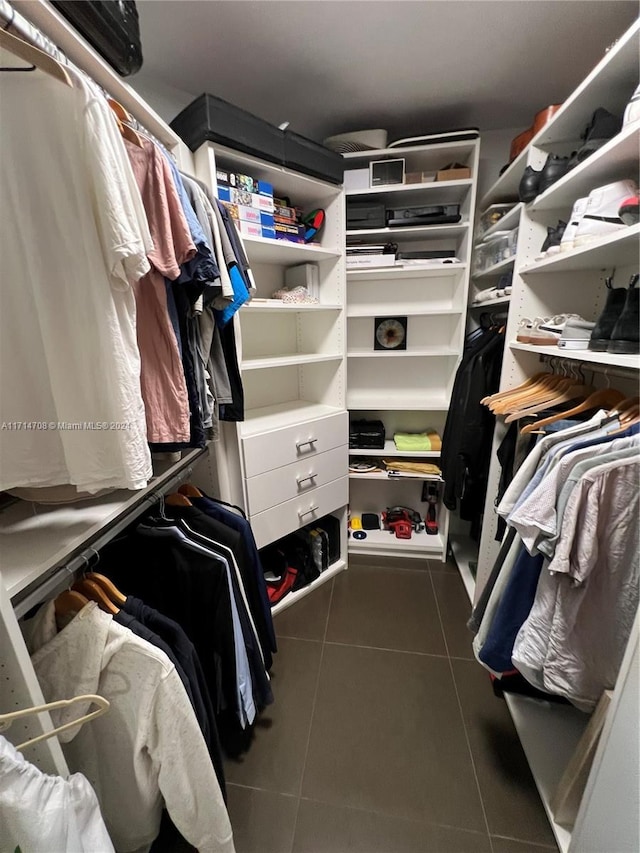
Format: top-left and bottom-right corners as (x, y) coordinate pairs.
(538, 353), (639, 381)
(1, 0), (181, 149)
(12, 456), (203, 621)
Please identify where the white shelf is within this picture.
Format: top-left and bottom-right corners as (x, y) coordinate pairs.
(473, 257), (515, 279)
(0, 449), (206, 601)
(347, 348), (458, 358)
(478, 203), (523, 242)
(480, 146), (529, 208)
(348, 527), (445, 558)
(470, 296), (511, 309)
(243, 236), (342, 264)
(241, 353), (342, 371)
(349, 440), (440, 459)
(346, 179), (472, 203)
(349, 471), (442, 481)
(509, 341), (640, 370)
(448, 533), (478, 604)
(244, 301), (342, 312)
(240, 401), (345, 437)
(346, 223), (468, 241)
(519, 224), (640, 274)
(504, 694), (590, 853)
(531, 123), (640, 213)
(342, 140), (478, 163)
(271, 558), (346, 616)
(347, 306), (462, 318)
(347, 264), (466, 279)
(347, 391), (450, 411)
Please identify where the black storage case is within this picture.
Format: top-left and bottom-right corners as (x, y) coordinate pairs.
(346, 202), (386, 230)
(283, 130), (344, 185)
(386, 204), (461, 227)
(349, 419), (385, 449)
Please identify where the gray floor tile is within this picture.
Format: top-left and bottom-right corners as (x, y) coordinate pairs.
(226, 785), (298, 853)
(293, 799), (492, 853)
(428, 559), (461, 574)
(302, 643), (486, 832)
(349, 554), (430, 572)
(225, 638), (322, 795)
(430, 571), (475, 659)
(451, 660), (557, 846)
(492, 837), (558, 852)
(275, 579), (333, 640)
(326, 565), (447, 654)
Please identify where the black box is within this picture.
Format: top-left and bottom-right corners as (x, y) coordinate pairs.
(349, 419), (385, 449)
(386, 204), (461, 227)
(283, 130), (344, 185)
(346, 202), (386, 230)
(171, 93), (286, 163)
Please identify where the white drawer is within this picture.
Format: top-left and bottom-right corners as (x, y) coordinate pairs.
(242, 411), (348, 478)
(250, 476), (349, 549)
(245, 445), (348, 516)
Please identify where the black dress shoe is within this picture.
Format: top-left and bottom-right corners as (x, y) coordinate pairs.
(608, 274), (640, 354)
(519, 165), (541, 202)
(537, 220), (567, 258)
(568, 107), (622, 169)
(589, 276), (628, 351)
(537, 154), (571, 195)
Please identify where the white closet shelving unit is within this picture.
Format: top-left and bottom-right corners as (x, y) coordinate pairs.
(0, 0), (218, 778)
(472, 18), (640, 853)
(342, 140), (480, 564)
(192, 142), (348, 613)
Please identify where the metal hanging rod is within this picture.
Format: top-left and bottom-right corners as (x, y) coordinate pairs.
(12, 456), (203, 620)
(539, 353), (639, 381)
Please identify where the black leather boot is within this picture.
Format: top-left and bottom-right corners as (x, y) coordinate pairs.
(589, 276), (628, 351)
(537, 154), (571, 195)
(608, 274), (640, 354)
(568, 108), (622, 169)
(519, 166), (541, 203)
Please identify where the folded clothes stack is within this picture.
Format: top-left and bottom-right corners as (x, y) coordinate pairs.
(383, 461), (442, 477)
(393, 430), (442, 452)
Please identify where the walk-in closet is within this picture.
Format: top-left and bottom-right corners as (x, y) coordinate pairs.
(1, 2), (638, 852)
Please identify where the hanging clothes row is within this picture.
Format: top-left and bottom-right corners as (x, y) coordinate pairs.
(470, 383), (639, 712)
(0, 29), (252, 497)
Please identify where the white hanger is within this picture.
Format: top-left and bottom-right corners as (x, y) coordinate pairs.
(0, 694), (110, 750)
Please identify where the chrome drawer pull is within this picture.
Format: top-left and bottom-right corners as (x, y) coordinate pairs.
(298, 504), (319, 518)
(296, 437), (318, 451)
(296, 472), (317, 487)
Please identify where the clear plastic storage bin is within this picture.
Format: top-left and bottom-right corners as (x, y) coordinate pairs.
(477, 203), (515, 239)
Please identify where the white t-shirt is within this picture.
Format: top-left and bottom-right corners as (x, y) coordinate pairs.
(0, 68), (152, 492)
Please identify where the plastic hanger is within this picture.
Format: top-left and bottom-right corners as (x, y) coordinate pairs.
(72, 579), (119, 615)
(86, 572), (127, 606)
(520, 388), (625, 434)
(0, 28), (73, 87)
(0, 694), (110, 750)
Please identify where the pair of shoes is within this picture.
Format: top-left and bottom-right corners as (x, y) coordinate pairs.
(567, 107), (622, 170)
(520, 314), (589, 346)
(561, 179), (638, 250)
(537, 220), (567, 258)
(589, 274), (640, 354)
(557, 317), (597, 350)
(519, 155), (571, 202)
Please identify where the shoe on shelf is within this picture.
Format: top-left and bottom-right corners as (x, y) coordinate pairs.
(623, 84), (640, 127)
(567, 107), (622, 169)
(608, 274), (640, 354)
(537, 220), (567, 258)
(516, 317), (536, 343)
(619, 193), (639, 226)
(519, 165), (542, 203)
(537, 154), (571, 195)
(574, 179), (639, 247)
(558, 317), (596, 350)
(528, 314), (585, 345)
(589, 275), (629, 351)
(560, 197), (589, 253)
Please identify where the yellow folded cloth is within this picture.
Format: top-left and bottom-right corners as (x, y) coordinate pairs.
(383, 460), (442, 476)
(393, 431), (442, 452)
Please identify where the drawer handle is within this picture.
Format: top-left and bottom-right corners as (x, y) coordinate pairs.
(296, 437), (318, 451)
(296, 472), (317, 487)
(298, 504), (319, 518)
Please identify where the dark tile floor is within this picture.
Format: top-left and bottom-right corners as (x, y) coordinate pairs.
(224, 559), (559, 853)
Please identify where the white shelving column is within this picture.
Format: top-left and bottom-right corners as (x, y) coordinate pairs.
(470, 18), (639, 853)
(342, 140), (480, 566)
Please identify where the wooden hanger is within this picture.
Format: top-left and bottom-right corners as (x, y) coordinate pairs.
(491, 375), (570, 415)
(0, 28), (73, 87)
(0, 694), (110, 750)
(520, 388), (625, 434)
(72, 579), (119, 615)
(482, 371), (552, 406)
(54, 590), (89, 620)
(165, 492), (192, 507)
(504, 381), (594, 424)
(613, 397), (640, 427)
(86, 572), (127, 606)
(107, 97), (144, 147)
(178, 483), (203, 498)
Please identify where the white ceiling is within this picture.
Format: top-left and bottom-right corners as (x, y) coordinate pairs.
(132, 0), (639, 143)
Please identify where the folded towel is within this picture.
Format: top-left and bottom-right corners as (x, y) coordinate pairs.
(383, 461), (441, 476)
(393, 431), (442, 452)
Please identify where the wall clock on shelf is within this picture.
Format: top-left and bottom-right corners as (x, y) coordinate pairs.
(374, 316), (407, 351)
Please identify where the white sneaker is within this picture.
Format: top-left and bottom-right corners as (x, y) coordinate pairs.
(574, 180), (639, 247)
(558, 317), (597, 349)
(529, 314), (585, 345)
(560, 197), (589, 253)
(623, 83), (640, 127)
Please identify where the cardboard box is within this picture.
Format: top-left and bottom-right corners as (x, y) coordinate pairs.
(217, 184), (231, 202)
(216, 168), (230, 185)
(436, 167), (471, 182)
(262, 225), (276, 240)
(344, 168), (370, 191)
(260, 212), (275, 228)
(231, 172), (259, 193)
(236, 219), (262, 238)
(258, 180), (273, 197)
